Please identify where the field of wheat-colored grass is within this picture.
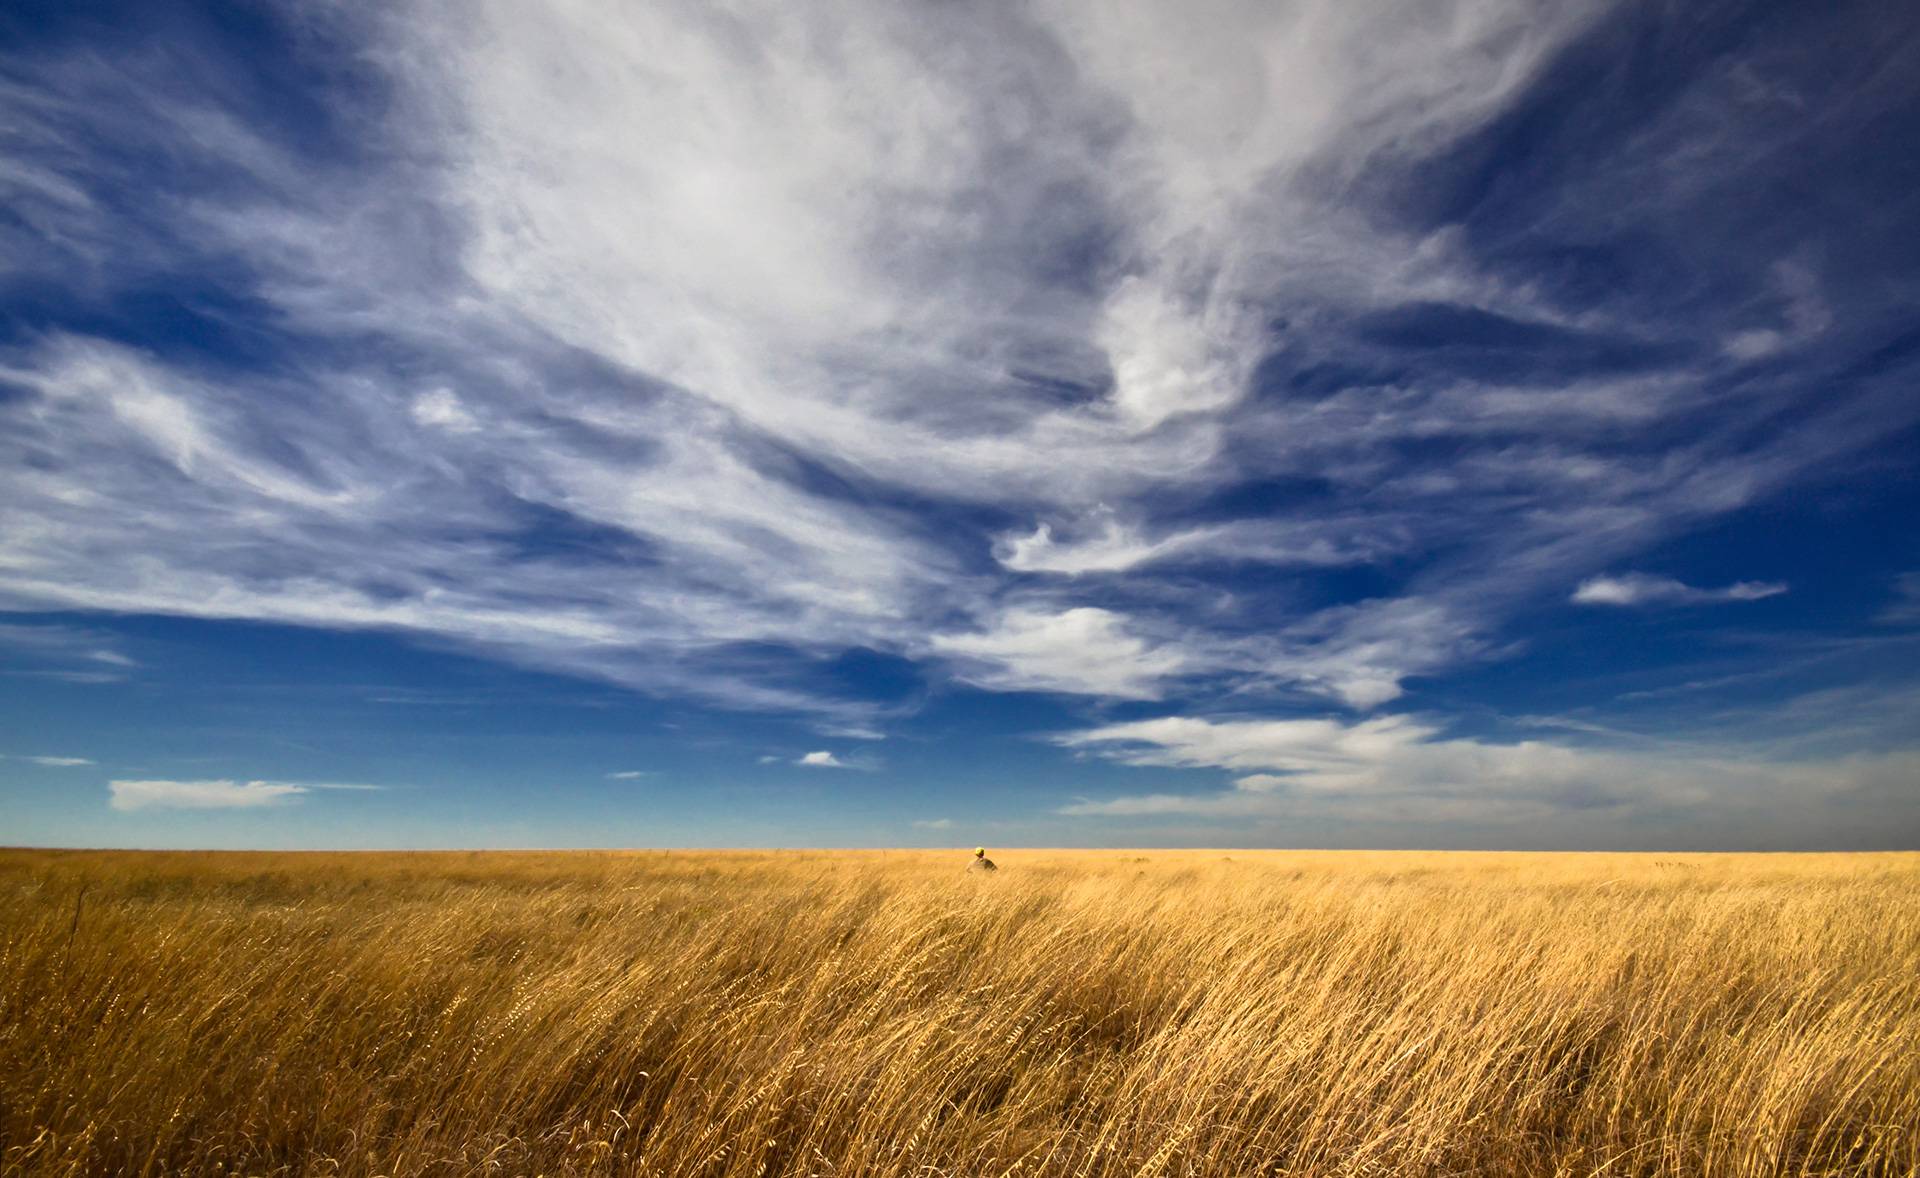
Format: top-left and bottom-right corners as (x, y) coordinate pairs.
(0, 848), (1915, 1177)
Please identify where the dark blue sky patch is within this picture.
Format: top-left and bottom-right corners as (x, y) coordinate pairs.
(815, 647), (928, 709)
(493, 500), (665, 569)
(1352, 302), (1690, 383)
(1395, 3), (1780, 229)
(1182, 476), (1347, 521)
(2, 1), (392, 167)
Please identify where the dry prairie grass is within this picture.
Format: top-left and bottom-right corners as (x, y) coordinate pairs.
(0, 849), (1915, 1177)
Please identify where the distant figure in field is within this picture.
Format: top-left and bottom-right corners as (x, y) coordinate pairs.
(969, 846), (997, 872)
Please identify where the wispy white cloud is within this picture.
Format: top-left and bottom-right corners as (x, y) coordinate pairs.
(0, 670), (127, 685)
(110, 779), (305, 811)
(1060, 714), (1444, 782)
(0, 622), (137, 682)
(107, 778), (380, 811)
(1881, 573), (1920, 625)
(1722, 260), (1835, 360)
(797, 751), (847, 769)
(819, 724), (886, 742)
(912, 817), (954, 830)
(1573, 573), (1788, 607)
(996, 508), (1401, 576)
(408, 388), (480, 434)
(1055, 711), (1920, 845)
(23, 755), (94, 767)
(932, 607), (1189, 699)
(605, 770), (651, 780)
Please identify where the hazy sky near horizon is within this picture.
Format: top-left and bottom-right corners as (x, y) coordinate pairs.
(2, 0), (1917, 850)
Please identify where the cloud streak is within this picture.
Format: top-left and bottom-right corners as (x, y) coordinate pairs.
(1573, 574), (1787, 607)
(1055, 711), (1920, 847)
(107, 779), (381, 811)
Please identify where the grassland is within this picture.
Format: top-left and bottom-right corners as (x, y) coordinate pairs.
(0, 849), (1915, 1177)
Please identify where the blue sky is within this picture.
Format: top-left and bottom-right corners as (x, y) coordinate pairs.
(2, 0), (1917, 850)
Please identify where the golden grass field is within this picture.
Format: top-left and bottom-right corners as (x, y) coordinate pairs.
(1, 849), (1915, 1177)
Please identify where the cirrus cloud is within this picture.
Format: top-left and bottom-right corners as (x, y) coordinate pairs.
(0, 0), (1916, 782)
(1054, 710), (1920, 847)
(108, 779), (382, 811)
(1572, 574), (1788, 607)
